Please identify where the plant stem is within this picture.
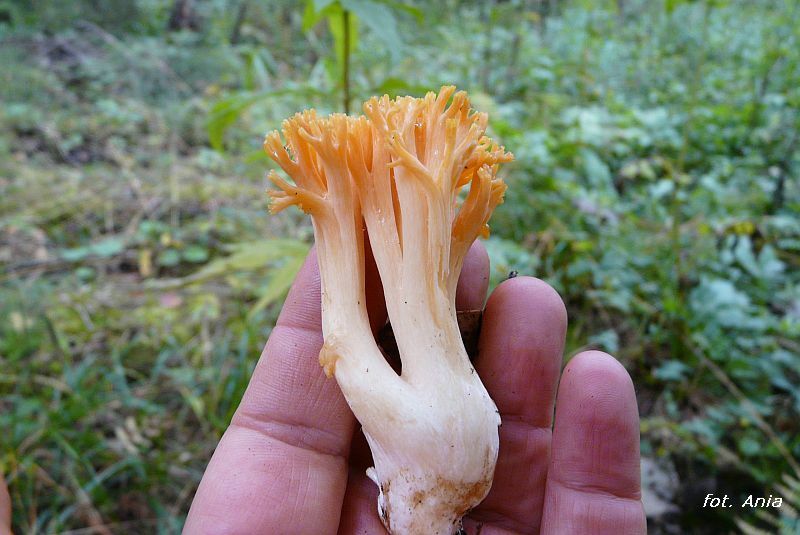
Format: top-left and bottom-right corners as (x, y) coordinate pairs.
(480, 0), (495, 92)
(229, 0), (249, 44)
(343, 9), (351, 113)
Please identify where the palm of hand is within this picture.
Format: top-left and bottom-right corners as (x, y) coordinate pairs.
(185, 244), (646, 534)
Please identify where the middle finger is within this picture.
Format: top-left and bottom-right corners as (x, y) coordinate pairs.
(467, 276), (567, 533)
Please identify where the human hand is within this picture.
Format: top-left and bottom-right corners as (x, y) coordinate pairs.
(184, 242), (646, 534)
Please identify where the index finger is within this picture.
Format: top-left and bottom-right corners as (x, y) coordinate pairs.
(465, 277), (566, 532)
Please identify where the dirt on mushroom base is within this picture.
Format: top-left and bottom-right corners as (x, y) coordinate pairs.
(376, 446), (496, 535)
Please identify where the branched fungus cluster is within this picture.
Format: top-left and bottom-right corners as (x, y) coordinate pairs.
(265, 86), (513, 534)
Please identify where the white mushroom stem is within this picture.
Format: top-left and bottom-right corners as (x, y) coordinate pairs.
(265, 86), (513, 534)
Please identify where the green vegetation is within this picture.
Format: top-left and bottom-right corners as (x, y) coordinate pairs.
(1, 0), (798, 533)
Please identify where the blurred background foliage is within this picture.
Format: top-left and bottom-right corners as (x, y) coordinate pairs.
(0, 0), (798, 533)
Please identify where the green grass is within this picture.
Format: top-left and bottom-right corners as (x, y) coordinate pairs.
(1, 0), (799, 533)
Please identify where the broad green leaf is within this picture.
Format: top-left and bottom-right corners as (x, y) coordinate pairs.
(588, 329), (620, 353)
(654, 360), (691, 382)
(195, 239), (308, 279)
(248, 254), (306, 319)
(371, 76), (429, 96)
(146, 239), (310, 290)
(378, 0), (423, 22)
(221, 238), (309, 257)
(314, 0), (337, 11)
(242, 50), (272, 91)
(61, 246), (91, 262)
(342, 0), (401, 59)
(664, 0), (685, 14)
(182, 245), (209, 264)
(75, 266), (95, 281)
(580, 148), (612, 188)
(178, 385), (205, 420)
(303, 0), (322, 31)
(738, 436), (762, 457)
(303, 0), (340, 31)
(61, 237), (125, 261)
(207, 87), (325, 151)
(157, 249), (181, 267)
(207, 92), (271, 151)
(91, 237), (125, 257)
